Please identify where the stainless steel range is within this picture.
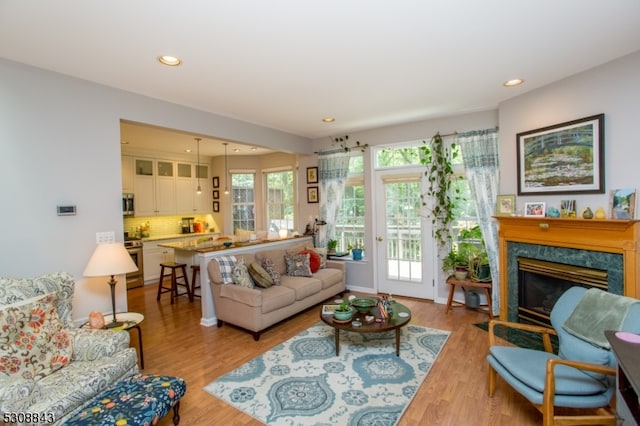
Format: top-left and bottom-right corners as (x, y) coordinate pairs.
(124, 238), (144, 289)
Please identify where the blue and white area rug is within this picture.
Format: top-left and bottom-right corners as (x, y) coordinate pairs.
(204, 322), (450, 425)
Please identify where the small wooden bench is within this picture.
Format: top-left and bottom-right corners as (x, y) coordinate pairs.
(445, 276), (493, 318)
(64, 374), (186, 425)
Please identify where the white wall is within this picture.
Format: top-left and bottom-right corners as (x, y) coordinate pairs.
(498, 51), (640, 213)
(0, 59), (310, 322)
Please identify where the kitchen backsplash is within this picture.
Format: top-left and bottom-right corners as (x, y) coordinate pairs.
(124, 214), (216, 238)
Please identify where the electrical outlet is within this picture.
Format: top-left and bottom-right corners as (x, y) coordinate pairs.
(96, 231), (115, 244)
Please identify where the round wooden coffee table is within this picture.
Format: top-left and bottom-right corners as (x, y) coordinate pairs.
(320, 301), (411, 356)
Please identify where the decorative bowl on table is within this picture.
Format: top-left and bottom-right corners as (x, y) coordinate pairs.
(333, 307), (355, 321)
(350, 297), (378, 314)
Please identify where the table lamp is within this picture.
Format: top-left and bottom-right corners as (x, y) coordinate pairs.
(84, 242), (138, 328)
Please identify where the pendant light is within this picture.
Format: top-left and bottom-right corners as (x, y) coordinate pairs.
(195, 138), (202, 194)
(223, 142), (230, 195)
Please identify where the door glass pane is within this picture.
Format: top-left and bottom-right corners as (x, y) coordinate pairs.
(157, 161), (173, 177)
(135, 159), (153, 176)
(177, 163), (191, 178)
(385, 181), (422, 282)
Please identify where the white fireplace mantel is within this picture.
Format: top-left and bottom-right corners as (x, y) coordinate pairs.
(495, 216), (640, 320)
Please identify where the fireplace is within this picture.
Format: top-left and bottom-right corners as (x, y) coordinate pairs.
(494, 216), (639, 322)
(517, 257), (608, 326)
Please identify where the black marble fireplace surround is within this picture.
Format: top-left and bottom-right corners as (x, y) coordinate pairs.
(507, 242), (623, 323)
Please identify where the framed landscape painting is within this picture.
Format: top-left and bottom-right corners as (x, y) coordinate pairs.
(516, 114), (604, 195)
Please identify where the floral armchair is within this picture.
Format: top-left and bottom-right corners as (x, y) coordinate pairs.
(0, 272), (139, 424)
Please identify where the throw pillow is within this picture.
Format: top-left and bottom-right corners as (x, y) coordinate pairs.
(299, 250), (321, 273)
(310, 247), (328, 269)
(0, 293), (73, 380)
(262, 257), (281, 285)
(231, 258), (255, 288)
(215, 256), (237, 284)
(248, 262), (274, 289)
(285, 253), (312, 277)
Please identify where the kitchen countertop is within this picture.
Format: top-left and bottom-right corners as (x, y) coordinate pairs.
(141, 232), (220, 242)
(158, 236), (306, 252)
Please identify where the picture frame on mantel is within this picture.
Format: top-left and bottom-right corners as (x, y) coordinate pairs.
(516, 114), (605, 195)
(524, 202), (546, 217)
(496, 194), (516, 216)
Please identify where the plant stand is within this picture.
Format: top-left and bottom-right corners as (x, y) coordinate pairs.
(445, 276), (493, 318)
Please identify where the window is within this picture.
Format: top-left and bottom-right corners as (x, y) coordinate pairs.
(265, 169), (294, 232)
(231, 173), (255, 232)
(335, 153), (365, 251)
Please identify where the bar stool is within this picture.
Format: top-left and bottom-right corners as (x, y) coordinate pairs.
(157, 262), (191, 304)
(190, 265), (201, 302)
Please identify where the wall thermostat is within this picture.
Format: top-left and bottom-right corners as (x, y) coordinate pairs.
(57, 205), (77, 216)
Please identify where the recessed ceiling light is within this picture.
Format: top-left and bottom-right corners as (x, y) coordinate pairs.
(504, 78), (524, 87)
(322, 117), (335, 123)
(121, 140), (129, 145)
(185, 149), (192, 153)
(251, 147), (258, 151)
(158, 55), (182, 66)
(233, 148), (240, 153)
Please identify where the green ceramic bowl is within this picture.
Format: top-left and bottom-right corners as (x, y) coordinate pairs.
(333, 307), (354, 321)
(351, 297), (378, 313)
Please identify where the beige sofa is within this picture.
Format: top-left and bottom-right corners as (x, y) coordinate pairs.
(207, 241), (346, 340)
(0, 272), (139, 424)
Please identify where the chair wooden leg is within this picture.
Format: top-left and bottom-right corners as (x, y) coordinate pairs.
(488, 364), (496, 397)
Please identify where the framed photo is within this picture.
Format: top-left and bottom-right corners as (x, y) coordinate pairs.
(610, 188), (636, 219)
(212, 176), (219, 188)
(496, 194), (516, 216)
(516, 114), (604, 195)
(307, 186), (319, 203)
(560, 199), (577, 218)
(213, 201), (220, 213)
(307, 167), (318, 184)
(213, 190), (219, 200)
(524, 202), (546, 217)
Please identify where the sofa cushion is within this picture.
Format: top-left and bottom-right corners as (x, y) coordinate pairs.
(215, 256), (237, 284)
(0, 272), (75, 328)
(261, 285), (297, 314)
(261, 257), (281, 286)
(255, 250), (287, 275)
(309, 247), (327, 269)
(232, 258), (254, 288)
(312, 267), (344, 289)
(285, 253), (312, 277)
(0, 293), (73, 380)
(280, 276), (322, 301)
(285, 242), (309, 256)
(248, 262), (274, 288)
(299, 250), (321, 273)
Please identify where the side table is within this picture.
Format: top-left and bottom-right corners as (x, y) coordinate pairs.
(445, 276), (493, 318)
(84, 312), (145, 369)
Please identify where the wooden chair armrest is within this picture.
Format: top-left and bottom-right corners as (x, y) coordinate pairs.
(543, 358), (617, 425)
(488, 319), (557, 352)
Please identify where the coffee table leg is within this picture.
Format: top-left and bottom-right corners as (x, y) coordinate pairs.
(395, 329), (400, 356)
(334, 328), (340, 356)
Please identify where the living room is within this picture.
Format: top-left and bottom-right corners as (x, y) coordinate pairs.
(2, 3), (640, 424)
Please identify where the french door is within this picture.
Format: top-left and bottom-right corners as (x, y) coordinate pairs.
(374, 168), (435, 299)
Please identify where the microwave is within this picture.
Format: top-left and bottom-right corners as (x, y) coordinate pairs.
(122, 193), (135, 216)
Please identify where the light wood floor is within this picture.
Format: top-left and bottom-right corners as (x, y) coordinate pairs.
(126, 284), (543, 425)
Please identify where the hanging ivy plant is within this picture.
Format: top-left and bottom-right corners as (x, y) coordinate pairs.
(420, 132), (463, 248)
(333, 135), (369, 152)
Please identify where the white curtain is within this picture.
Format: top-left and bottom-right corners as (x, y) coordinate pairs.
(458, 128), (500, 315)
(317, 149), (351, 248)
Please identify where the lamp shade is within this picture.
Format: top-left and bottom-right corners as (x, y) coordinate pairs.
(84, 242), (138, 277)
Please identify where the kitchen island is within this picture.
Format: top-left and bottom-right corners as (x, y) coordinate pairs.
(159, 236), (314, 327)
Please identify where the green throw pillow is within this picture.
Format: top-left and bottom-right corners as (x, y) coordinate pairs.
(248, 262), (274, 288)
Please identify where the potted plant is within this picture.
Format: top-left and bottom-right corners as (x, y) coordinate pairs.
(333, 300), (354, 321)
(348, 241), (364, 261)
(327, 239), (338, 254)
(442, 246), (470, 280)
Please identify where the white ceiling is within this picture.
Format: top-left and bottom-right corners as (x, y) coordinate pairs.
(2, 1), (639, 157)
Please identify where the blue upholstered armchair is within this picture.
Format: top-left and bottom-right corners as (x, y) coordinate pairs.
(487, 286), (640, 426)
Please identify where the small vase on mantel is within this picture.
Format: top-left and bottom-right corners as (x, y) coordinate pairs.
(582, 207), (594, 219)
(595, 207), (606, 219)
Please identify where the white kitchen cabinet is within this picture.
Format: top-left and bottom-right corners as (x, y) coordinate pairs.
(121, 155), (134, 193)
(176, 162), (212, 214)
(142, 239), (179, 284)
(133, 158), (177, 216)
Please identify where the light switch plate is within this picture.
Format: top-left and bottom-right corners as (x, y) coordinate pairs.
(96, 231), (115, 244)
